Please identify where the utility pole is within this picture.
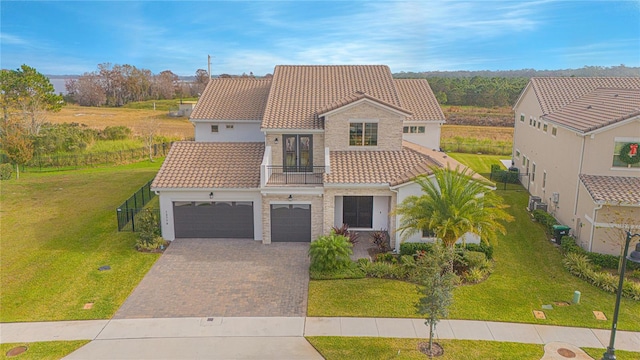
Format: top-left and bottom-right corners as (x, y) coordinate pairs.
(208, 55), (212, 79)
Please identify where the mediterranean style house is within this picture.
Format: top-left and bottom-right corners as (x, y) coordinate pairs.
(512, 77), (640, 255)
(151, 65), (465, 251)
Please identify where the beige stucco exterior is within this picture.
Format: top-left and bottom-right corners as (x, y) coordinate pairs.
(513, 83), (640, 255)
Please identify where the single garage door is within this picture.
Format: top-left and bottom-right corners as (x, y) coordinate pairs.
(271, 204), (311, 242)
(173, 201), (254, 238)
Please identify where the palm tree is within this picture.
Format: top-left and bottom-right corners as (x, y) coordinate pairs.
(395, 165), (513, 269)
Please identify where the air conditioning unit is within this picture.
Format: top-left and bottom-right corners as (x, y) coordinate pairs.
(528, 196), (542, 211)
(534, 202), (548, 212)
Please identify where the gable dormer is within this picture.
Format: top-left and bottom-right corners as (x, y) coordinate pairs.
(319, 92), (411, 152)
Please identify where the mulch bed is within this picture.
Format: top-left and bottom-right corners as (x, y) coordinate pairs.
(418, 341), (444, 357)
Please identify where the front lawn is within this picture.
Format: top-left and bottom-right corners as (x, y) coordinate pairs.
(307, 337), (640, 360)
(0, 161), (162, 322)
(0, 341), (88, 360)
(307, 190), (640, 331)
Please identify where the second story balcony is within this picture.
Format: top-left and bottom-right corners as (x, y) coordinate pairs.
(266, 165), (324, 185)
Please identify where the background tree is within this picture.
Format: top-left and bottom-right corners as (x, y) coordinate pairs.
(395, 166), (513, 270)
(1, 65), (63, 135)
(193, 68), (210, 96)
(138, 116), (160, 161)
(66, 72), (106, 106)
(0, 119), (34, 179)
(153, 70), (179, 99)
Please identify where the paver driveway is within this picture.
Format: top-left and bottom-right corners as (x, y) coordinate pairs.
(114, 238), (310, 319)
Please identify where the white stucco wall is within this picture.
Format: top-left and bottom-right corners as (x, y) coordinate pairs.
(193, 121), (263, 142)
(402, 122), (443, 150)
(157, 189), (263, 241)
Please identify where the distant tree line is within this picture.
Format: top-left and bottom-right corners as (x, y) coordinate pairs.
(65, 63), (210, 107)
(394, 65), (640, 79)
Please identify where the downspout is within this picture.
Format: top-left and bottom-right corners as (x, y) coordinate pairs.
(588, 203), (603, 252)
(573, 134), (587, 221)
(390, 186), (400, 253)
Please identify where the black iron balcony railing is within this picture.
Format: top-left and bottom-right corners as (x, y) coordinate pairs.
(266, 166), (325, 185)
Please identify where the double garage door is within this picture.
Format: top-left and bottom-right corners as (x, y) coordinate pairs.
(173, 201), (254, 238)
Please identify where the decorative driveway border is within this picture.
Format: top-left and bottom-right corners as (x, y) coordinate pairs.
(114, 238), (310, 318)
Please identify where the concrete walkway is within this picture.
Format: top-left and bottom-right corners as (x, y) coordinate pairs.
(1, 317), (639, 359)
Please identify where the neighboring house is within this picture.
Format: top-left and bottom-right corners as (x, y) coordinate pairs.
(152, 65), (464, 251)
(512, 77), (640, 255)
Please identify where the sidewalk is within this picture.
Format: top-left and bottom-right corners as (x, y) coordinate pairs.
(1, 317), (639, 359)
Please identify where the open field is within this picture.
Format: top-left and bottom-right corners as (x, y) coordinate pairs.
(441, 105), (514, 127)
(441, 124), (513, 143)
(0, 161), (163, 322)
(307, 189), (640, 331)
(46, 105), (193, 139)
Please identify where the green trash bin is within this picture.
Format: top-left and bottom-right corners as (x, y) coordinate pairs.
(552, 225), (571, 245)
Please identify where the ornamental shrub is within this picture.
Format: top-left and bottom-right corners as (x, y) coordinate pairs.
(0, 163), (13, 180)
(463, 251), (487, 269)
(308, 232), (353, 272)
(136, 209), (163, 250)
(400, 242), (434, 256)
(532, 209), (558, 234)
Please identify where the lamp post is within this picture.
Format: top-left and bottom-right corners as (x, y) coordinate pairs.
(602, 231), (640, 360)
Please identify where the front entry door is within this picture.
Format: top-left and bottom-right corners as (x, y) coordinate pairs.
(284, 135), (312, 172)
(343, 196), (373, 228)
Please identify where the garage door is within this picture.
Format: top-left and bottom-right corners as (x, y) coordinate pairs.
(173, 201), (254, 238)
(271, 204), (311, 242)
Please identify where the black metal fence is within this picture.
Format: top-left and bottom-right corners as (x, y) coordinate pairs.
(1, 142), (173, 172)
(479, 167), (530, 191)
(266, 166), (325, 184)
(116, 179), (158, 231)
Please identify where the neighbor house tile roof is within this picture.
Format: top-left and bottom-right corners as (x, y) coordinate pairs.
(543, 88), (640, 133)
(151, 142), (264, 189)
(190, 78), (272, 120)
(529, 77), (640, 115)
(579, 174), (640, 205)
(394, 79), (446, 121)
(262, 65), (405, 129)
(324, 146), (441, 186)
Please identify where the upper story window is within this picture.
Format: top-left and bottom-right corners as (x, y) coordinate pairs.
(226, 124), (234, 129)
(612, 139), (640, 168)
(403, 126), (425, 134)
(543, 123), (548, 132)
(529, 118), (533, 126)
(520, 114), (525, 122)
(350, 122), (378, 146)
(211, 125), (219, 133)
(551, 126), (557, 136)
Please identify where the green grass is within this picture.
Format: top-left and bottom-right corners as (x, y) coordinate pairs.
(307, 337), (640, 360)
(447, 152), (509, 174)
(83, 139), (144, 153)
(0, 341), (88, 360)
(307, 190), (640, 331)
(308, 279), (422, 317)
(0, 161), (163, 322)
(307, 337), (544, 360)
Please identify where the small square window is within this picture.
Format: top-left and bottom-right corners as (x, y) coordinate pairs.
(520, 114), (525, 122)
(226, 124), (234, 129)
(418, 126), (425, 133)
(552, 126), (557, 136)
(211, 125), (219, 133)
(403, 126), (409, 133)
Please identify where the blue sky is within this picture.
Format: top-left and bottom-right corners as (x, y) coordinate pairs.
(1, 1), (639, 76)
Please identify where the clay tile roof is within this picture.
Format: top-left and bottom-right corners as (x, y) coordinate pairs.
(317, 91), (412, 116)
(543, 88), (640, 133)
(530, 77), (640, 115)
(324, 146), (441, 186)
(579, 174), (640, 205)
(394, 79), (446, 121)
(262, 65), (403, 129)
(190, 78), (271, 120)
(151, 142), (264, 189)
